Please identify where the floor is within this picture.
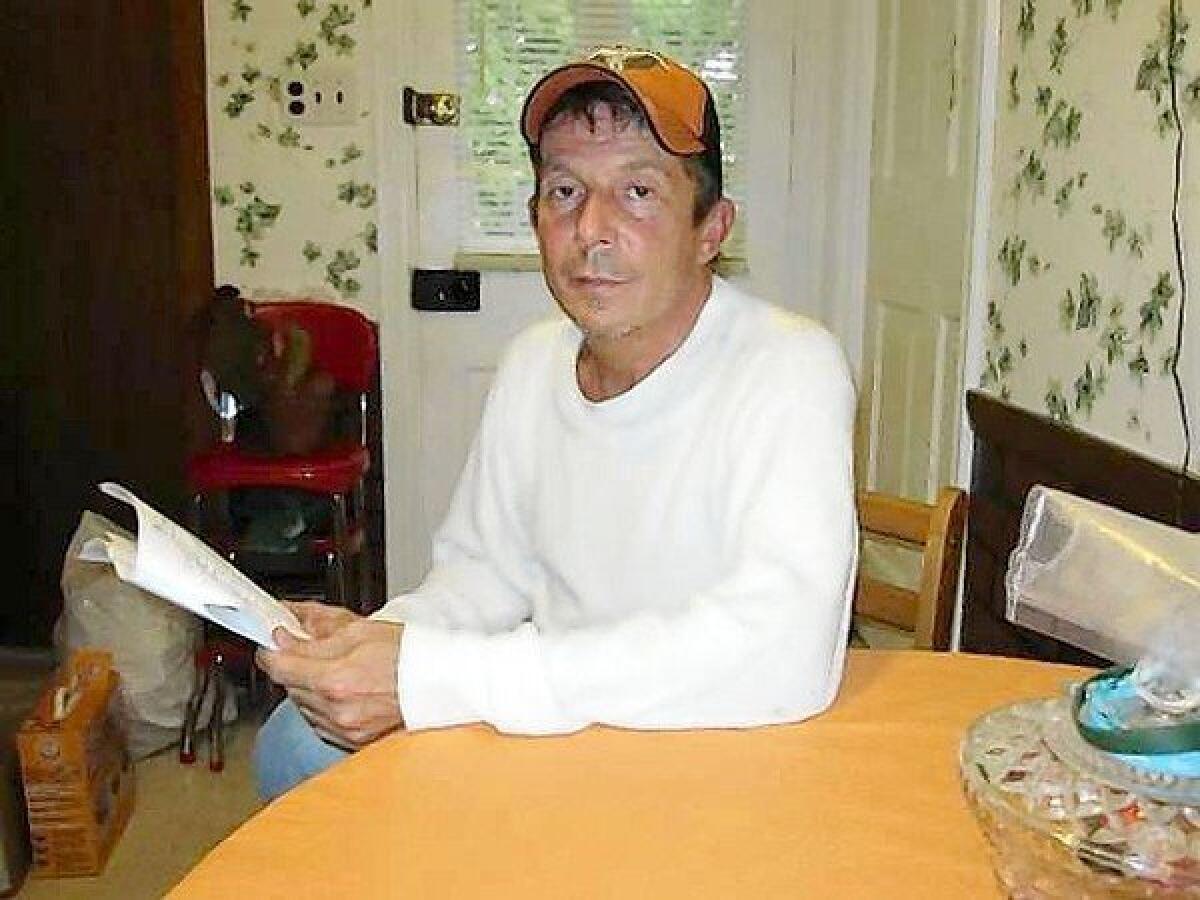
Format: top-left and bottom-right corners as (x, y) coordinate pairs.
(16, 707), (264, 899)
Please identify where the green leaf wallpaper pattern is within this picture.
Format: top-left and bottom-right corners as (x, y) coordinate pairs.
(277, 126), (303, 148)
(336, 180), (377, 209)
(1073, 360), (1106, 414)
(1042, 98), (1082, 146)
(320, 4), (357, 54)
(1129, 345), (1150, 381)
(1139, 271), (1175, 337)
(224, 88), (255, 117)
(1101, 321), (1130, 363)
(1018, 1), (1037, 48)
(988, 0), (1189, 462)
(1014, 148), (1048, 197)
(1064, 272), (1101, 330)
(1099, 208), (1125, 250)
(1127, 227), (1147, 257)
(1185, 74), (1200, 116)
(1045, 380), (1072, 423)
(326, 248), (362, 296)
(999, 234), (1027, 285)
(1048, 18), (1072, 73)
(988, 300), (1006, 339)
(1135, 7), (1191, 138)
(1035, 84), (1054, 114)
(1052, 170), (1087, 213)
(231, 185), (282, 269)
(1160, 347), (1178, 374)
(285, 41), (319, 70)
(208, 0), (378, 304)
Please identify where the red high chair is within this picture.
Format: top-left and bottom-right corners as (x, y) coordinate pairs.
(187, 299), (378, 609)
(182, 299), (378, 769)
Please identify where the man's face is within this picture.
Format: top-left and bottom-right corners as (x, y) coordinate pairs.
(532, 103), (730, 345)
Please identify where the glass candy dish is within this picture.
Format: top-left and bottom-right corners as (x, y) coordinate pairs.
(960, 696), (1200, 898)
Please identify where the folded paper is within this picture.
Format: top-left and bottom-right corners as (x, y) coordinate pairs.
(80, 482), (308, 649)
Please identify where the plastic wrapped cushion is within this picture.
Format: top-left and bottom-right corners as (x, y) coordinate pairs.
(1005, 486), (1200, 667)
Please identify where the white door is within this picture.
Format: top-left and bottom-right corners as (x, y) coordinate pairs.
(859, 0), (982, 501)
(376, 0), (875, 591)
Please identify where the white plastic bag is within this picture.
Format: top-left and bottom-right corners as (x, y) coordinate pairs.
(56, 510), (203, 758)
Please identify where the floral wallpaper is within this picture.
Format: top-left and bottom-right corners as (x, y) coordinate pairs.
(205, 0), (379, 311)
(984, 0), (1199, 467)
(206, 1), (1199, 466)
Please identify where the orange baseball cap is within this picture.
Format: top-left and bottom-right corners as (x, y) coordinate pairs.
(521, 46), (722, 174)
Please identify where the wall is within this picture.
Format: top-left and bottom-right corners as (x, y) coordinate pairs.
(204, 0), (380, 314)
(205, 2), (1200, 471)
(982, 0), (1199, 470)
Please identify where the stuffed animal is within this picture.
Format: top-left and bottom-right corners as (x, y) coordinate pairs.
(199, 284), (269, 413)
(198, 285), (335, 455)
(259, 322), (336, 456)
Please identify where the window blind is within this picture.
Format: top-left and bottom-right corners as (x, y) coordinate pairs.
(455, 0), (747, 256)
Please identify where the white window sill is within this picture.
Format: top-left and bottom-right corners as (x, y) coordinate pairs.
(454, 251), (748, 277)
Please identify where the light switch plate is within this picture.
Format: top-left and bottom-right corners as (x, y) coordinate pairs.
(411, 269), (480, 312)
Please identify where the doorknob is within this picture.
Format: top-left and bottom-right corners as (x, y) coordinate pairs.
(403, 87), (460, 126)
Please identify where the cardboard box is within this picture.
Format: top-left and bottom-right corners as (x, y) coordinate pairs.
(16, 650), (134, 878)
(0, 648), (56, 896)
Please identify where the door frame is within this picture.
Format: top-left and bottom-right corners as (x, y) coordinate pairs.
(951, 0), (1003, 649)
(371, 0), (878, 592)
(370, 0), (426, 593)
(784, 0), (877, 375)
(958, 0), (1003, 490)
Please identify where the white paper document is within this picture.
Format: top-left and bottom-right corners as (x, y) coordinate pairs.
(79, 482), (309, 649)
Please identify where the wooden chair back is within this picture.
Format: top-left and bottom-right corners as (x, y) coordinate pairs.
(854, 487), (968, 651)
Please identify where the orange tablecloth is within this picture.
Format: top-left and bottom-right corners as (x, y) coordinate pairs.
(171, 650), (1092, 899)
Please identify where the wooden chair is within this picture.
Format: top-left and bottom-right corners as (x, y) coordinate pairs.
(854, 487), (968, 651)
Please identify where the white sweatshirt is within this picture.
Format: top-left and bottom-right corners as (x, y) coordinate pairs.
(374, 277), (858, 735)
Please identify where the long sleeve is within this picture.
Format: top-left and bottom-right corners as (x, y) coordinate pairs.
(381, 298), (858, 735)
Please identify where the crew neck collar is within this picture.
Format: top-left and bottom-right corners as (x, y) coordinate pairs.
(557, 276), (732, 427)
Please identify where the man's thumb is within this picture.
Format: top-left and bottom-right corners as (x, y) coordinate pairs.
(283, 627), (356, 660)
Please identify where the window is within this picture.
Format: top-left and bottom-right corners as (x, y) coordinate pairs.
(455, 0), (747, 258)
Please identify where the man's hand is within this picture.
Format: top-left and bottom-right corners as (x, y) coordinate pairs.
(257, 617), (405, 750)
(285, 599), (362, 639)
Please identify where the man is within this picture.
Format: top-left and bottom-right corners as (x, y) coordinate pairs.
(255, 46), (857, 800)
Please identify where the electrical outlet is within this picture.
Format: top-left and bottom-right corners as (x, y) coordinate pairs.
(281, 68), (358, 126)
